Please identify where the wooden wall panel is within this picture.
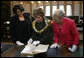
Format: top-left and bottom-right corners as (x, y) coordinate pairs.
(64, 1), (67, 16)
(30, 2), (32, 17)
(50, 2), (52, 16)
(43, 1), (45, 16)
(79, 1), (82, 16)
(72, 1), (74, 16)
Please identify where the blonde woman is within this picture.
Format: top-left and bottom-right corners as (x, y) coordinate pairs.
(27, 8), (53, 46)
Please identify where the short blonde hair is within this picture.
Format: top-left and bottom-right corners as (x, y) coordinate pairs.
(33, 8), (44, 18)
(53, 9), (65, 19)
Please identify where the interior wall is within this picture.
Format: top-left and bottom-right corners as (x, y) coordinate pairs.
(11, 1), (83, 16)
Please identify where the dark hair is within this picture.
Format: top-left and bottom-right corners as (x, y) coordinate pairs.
(33, 8), (44, 18)
(13, 5), (24, 14)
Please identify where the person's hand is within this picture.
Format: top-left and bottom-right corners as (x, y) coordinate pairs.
(32, 41), (40, 46)
(68, 45), (77, 52)
(50, 43), (60, 48)
(27, 38), (33, 44)
(16, 41), (24, 46)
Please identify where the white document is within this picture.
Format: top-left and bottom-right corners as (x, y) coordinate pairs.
(21, 44), (36, 54)
(21, 44), (49, 55)
(33, 44), (49, 53)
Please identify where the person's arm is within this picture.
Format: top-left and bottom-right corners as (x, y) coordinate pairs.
(70, 20), (80, 46)
(48, 20), (54, 42)
(28, 29), (38, 45)
(50, 22), (59, 48)
(31, 29), (37, 41)
(48, 24), (54, 44)
(53, 24), (58, 44)
(9, 17), (17, 43)
(27, 24), (37, 44)
(27, 18), (37, 44)
(68, 20), (80, 52)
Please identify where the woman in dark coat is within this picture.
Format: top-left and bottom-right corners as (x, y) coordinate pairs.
(27, 8), (53, 45)
(9, 5), (32, 45)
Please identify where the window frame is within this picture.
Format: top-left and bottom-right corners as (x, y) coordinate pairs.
(45, 5), (50, 16)
(59, 4), (64, 12)
(52, 5), (57, 16)
(66, 4), (72, 16)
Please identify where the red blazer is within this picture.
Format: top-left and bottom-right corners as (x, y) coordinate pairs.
(53, 17), (80, 47)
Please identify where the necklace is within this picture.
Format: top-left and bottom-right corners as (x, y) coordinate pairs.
(32, 18), (50, 34)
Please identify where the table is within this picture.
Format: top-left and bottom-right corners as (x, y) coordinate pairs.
(1, 43), (83, 57)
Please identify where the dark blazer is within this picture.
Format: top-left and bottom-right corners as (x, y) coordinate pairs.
(31, 18), (54, 45)
(9, 14), (32, 44)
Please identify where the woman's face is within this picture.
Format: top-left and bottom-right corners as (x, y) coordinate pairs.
(35, 15), (43, 23)
(16, 9), (22, 16)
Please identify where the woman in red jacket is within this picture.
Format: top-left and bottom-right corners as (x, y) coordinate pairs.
(50, 9), (80, 52)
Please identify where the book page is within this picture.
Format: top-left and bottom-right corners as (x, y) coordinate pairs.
(21, 44), (36, 54)
(21, 44), (49, 55)
(32, 44), (49, 54)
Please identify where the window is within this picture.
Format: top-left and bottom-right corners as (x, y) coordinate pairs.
(59, 5), (64, 12)
(66, 4), (72, 16)
(52, 5), (57, 15)
(39, 5), (43, 9)
(45, 5), (50, 16)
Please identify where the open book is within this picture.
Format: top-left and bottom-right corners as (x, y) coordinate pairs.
(21, 44), (49, 55)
